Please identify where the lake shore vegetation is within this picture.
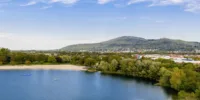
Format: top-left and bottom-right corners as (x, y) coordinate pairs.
(1, 48), (200, 99)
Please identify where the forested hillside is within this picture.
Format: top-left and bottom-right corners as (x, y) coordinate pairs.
(61, 36), (200, 52)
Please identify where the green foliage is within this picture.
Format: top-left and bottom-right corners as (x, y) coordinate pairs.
(0, 56), (6, 64)
(0, 48), (10, 64)
(195, 88), (200, 99)
(148, 62), (161, 80)
(99, 61), (110, 71)
(25, 60), (31, 65)
(48, 56), (57, 63)
(182, 69), (198, 91)
(55, 56), (63, 63)
(120, 59), (134, 74)
(11, 52), (26, 64)
(178, 91), (197, 100)
(109, 59), (118, 72)
(84, 58), (96, 67)
(170, 67), (186, 90)
(10, 61), (17, 65)
(159, 67), (172, 87)
(60, 55), (71, 63)
(35, 54), (48, 63)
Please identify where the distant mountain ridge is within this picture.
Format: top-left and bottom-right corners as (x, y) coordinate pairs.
(60, 36), (200, 52)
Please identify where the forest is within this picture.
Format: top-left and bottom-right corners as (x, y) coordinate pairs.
(0, 48), (200, 100)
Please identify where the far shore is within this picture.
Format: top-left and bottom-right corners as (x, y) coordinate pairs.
(0, 65), (87, 71)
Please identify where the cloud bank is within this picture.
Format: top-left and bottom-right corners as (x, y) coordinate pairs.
(49, 0), (79, 4)
(128, 0), (200, 13)
(20, 1), (37, 6)
(98, 0), (114, 4)
(21, 0), (79, 6)
(3, 0), (200, 13)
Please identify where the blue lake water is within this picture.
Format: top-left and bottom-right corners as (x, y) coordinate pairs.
(0, 70), (176, 100)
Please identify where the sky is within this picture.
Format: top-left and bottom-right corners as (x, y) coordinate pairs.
(0, 0), (200, 50)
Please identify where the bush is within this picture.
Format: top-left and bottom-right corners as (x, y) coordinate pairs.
(10, 61), (16, 65)
(178, 91), (197, 100)
(25, 60), (31, 65)
(48, 56), (57, 63)
(39, 61), (45, 64)
(0, 61), (3, 65)
(84, 58), (96, 67)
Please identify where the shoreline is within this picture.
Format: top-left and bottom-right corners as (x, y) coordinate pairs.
(0, 65), (87, 71)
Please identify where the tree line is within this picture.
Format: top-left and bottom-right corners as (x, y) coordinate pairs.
(0, 48), (200, 99)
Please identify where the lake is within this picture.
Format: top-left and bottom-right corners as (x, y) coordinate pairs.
(0, 70), (177, 100)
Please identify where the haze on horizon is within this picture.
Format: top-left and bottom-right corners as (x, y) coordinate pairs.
(0, 0), (200, 50)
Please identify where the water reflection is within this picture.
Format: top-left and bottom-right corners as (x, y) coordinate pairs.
(100, 72), (178, 99)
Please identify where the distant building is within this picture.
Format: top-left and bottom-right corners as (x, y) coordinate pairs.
(195, 49), (200, 53)
(174, 58), (200, 64)
(144, 54), (170, 60)
(134, 54), (143, 59)
(144, 54), (200, 64)
(80, 50), (88, 52)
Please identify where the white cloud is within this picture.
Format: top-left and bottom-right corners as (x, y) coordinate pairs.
(20, 0), (79, 7)
(41, 5), (52, 9)
(184, 0), (200, 13)
(49, 0), (79, 4)
(98, 0), (114, 4)
(128, 0), (184, 5)
(20, 1), (37, 6)
(128, 0), (147, 5)
(128, 0), (200, 13)
(114, 3), (126, 8)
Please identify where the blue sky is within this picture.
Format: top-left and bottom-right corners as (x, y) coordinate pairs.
(0, 0), (200, 50)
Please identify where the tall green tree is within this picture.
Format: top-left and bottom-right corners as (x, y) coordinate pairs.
(48, 56), (57, 63)
(109, 59), (118, 72)
(0, 48), (10, 64)
(99, 61), (110, 71)
(84, 58), (96, 67)
(159, 67), (172, 87)
(170, 67), (186, 90)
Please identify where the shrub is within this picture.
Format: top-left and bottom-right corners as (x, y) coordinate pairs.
(0, 61), (3, 65)
(48, 56), (57, 63)
(178, 91), (197, 100)
(10, 61), (16, 65)
(25, 60), (31, 65)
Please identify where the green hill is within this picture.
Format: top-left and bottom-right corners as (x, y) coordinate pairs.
(60, 36), (200, 52)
